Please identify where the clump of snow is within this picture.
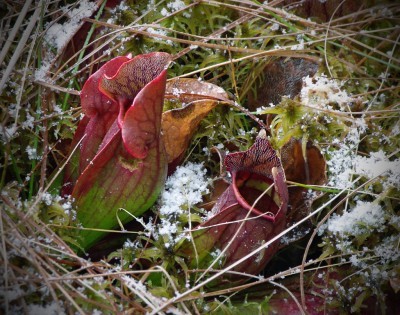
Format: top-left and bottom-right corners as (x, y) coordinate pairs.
(354, 150), (400, 190)
(26, 145), (40, 160)
(22, 111), (35, 129)
(160, 162), (209, 216)
(301, 74), (353, 110)
(27, 302), (65, 315)
(38, 193), (77, 221)
(161, 0), (191, 18)
(291, 34), (305, 50)
(146, 27), (173, 45)
(326, 127), (359, 189)
(327, 131), (400, 190)
(156, 162), (210, 245)
(270, 22), (280, 31)
(1, 124), (18, 143)
(44, 0), (98, 53)
(106, 1), (131, 24)
(167, 0), (186, 12)
(327, 201), (386, 236)
(34, 60), (53, 83)
(42, 192), (54, 206)
(374, 235), (400, 264)
(325, 115), (399, 191)
(171, 87), (185, 97)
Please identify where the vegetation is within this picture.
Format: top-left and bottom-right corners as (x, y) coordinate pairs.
(1, 0), (399, 313)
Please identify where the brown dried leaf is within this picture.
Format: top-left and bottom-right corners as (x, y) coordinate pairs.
(281, 137), (326, 186)
(390, 266), (400, 293)
(247, 57), (318, 111)
(281, 0), (362, 22)
(280, 137), (326, 239)
(162, 100), (218, 169)
(165, 78), (230, 103)
(162, 78), (230, 171)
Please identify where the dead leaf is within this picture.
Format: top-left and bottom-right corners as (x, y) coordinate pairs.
(281, 137), (326, 186)
(165, 78), (230, 103)
(162, 100), (218, 169)
(247, 57), (318, 111)
(280, 137), (326, 240)
(162, 78), (230, 172)
(390, 278), (400, 294)
(281, 0), (362, 22)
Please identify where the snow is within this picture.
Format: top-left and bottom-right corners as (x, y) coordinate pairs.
(326, 128), (359, 189)
(146, 27), (173, 45)
(161, 0), (191, 18)
(160, 162), (209, 216)
(354, 150), (400, 189)
(374, 235), (400, 264)
(1, 286), (24, 302)
(291, 34), (305, 50)
(2, 124), (18, 143)
(34, 60), (52, 82)
(327, 201), (385, 235)
(271, 23), (280, 31)
(301, 74), (353, 110)
(44, 0), (98, 53)
(157, 162), (210, 243)
(327, 130), (400, 190)
(167, 0), (186, 12)
(27, 302), (65, 315)
(41, 192), (54, 206)
(120, 275), (185, 314)
(22, 111), (35, 129)
(26, 146), (39, 160)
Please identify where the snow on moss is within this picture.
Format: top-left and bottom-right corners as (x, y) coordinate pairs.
(326, 116), (399, 191)
(156, 162), (210, 246)
(327, 201), (385, 236)
(326, 127), (359, 189)
(26, 145), (40, 160)
(301, 74), (353, 110)
(34, 59), (53, 83)
(161, 0), (191, 18)
(146, 27), (173, 45)
(354, 150), (400, 190)
(160, 162), (209, 216)
(26, 302), (65, 315)
(327, 139), (400, 190)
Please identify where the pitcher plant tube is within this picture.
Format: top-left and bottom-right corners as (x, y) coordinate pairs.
(180, 130), (289, 283)
(63, 52), (172, 250)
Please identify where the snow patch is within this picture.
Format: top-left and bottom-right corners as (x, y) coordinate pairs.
(301, 74), (353, 110)
(161, 0), (191, 18)
(327, 201), (385, 236)
(354, 150), (400, 189)
(44, 0), (98, 53)
(34, 60), (53, 83)
(157, 162), (210, 243)
(27, 302), (65, 315)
